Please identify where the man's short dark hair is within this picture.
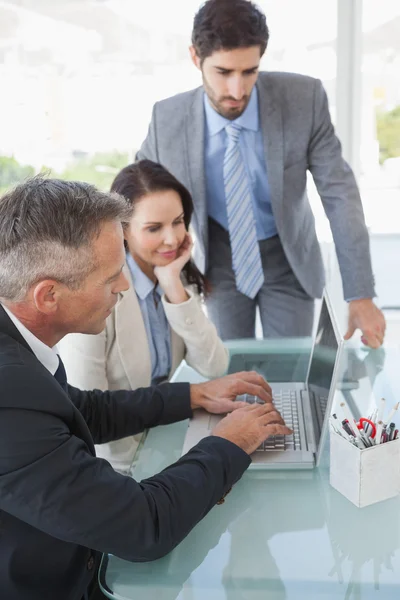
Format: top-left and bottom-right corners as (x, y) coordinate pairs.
(192, 0), (269, 63)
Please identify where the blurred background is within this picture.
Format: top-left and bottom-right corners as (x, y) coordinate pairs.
(0, 0), (399, 325)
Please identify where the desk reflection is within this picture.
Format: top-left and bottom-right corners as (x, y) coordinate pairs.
(100, 344), (400, 600)
(101, 468), (400, 600)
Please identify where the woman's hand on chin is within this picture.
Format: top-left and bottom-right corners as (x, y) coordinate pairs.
(154, 234), (192, 304)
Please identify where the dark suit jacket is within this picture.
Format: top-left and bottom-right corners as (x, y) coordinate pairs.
(0, 306), (250, 600)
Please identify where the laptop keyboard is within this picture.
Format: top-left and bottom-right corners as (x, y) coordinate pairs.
(240, 391), (301, 451)
(320, 395), (328, 418)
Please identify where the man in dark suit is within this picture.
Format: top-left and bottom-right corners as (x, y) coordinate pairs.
(0, 176), (291, 600)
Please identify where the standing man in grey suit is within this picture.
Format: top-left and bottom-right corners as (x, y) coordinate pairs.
(137, 0), (385, 348)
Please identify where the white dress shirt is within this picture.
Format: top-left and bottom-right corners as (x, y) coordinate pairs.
(1, 303), (59, 375)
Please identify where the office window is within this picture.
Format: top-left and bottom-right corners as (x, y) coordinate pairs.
(360, 1), (400, 309)
(0, 0), (336, 196)
(359, 1), (400, 232)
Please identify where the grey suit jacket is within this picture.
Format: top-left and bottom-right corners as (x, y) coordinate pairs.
(137, 71), (375, 300)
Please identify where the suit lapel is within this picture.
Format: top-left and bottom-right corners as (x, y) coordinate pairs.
(169, 328), (185, 377)
(185, 87), (208, 248)
(257, 76), (285, 230)
(115, 267), (152, 388)
(0, 304), (96, 454)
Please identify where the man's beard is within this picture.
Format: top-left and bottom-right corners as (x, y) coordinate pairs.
(202, 74), (250, 120)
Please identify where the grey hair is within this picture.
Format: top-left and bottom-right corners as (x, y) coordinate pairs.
(0, 176), (133, 302)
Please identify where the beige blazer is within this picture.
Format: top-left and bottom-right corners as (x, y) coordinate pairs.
(59, 265), (228, 471)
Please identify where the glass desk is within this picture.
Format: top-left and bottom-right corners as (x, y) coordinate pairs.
(99, 339), (400, 600)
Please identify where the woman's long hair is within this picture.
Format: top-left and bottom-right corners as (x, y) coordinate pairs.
(111, 160), (206, 295)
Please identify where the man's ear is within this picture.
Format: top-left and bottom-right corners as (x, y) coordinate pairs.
(189, 45), (201, 70)
(32, 280), (63, 315)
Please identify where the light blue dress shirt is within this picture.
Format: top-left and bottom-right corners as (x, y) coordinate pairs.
(204, 87), (277, 240)
(126, 253), (171, 385)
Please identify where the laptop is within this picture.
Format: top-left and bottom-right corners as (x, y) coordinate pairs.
(181, 292), (343, 469)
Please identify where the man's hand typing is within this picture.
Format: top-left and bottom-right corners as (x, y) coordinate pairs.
(212, 403), (293, 455)
(190, 371), (272, 414)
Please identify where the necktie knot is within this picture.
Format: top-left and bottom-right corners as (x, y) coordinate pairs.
(225, 123), (242, 143)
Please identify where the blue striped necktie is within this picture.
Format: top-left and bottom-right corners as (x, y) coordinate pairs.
(224, 123), (264, 299)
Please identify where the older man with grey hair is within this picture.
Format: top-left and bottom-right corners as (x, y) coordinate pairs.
(0, 176), (291, 600)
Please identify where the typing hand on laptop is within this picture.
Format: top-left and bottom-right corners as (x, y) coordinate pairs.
(190, 370), (273, 415)
(182, 292), (342, 469)
(212, 403), (293, 456)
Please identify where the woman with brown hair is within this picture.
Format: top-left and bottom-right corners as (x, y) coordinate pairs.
(59, 160), (228, 472)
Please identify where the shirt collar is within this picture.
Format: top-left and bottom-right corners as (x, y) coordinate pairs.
(204, 86), (259, 136)
(126, 253), (163, 300)
(1, 303), (60, 375)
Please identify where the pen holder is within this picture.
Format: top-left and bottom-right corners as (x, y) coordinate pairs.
(329, 431), (400, 508)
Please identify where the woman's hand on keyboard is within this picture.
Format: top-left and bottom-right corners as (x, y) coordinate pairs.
(212, 403), (293, 455)
(190, 371), (272, 414)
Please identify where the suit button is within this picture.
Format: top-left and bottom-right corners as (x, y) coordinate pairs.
(87, 556), (95, 571)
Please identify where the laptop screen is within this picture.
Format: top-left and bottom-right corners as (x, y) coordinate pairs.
(307, 297), (339, 396)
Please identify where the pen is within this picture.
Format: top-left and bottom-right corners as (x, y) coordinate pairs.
(384, 402), (399, 427)
(359, 430), (372, 447)
(330, 418), (357, 446)
(342, 419), (355, 437)
(341, 427), (357, 444)
(370, 409), (378, 436)
(340, 402), (363, 443)
(375, 420), (384, 445)
(370, 408), (378, 423)
(388, 422), (396, 441)
(329, 416), (341, 435)
(364, 419), (373, 437)
(377, 397), (386, 426)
